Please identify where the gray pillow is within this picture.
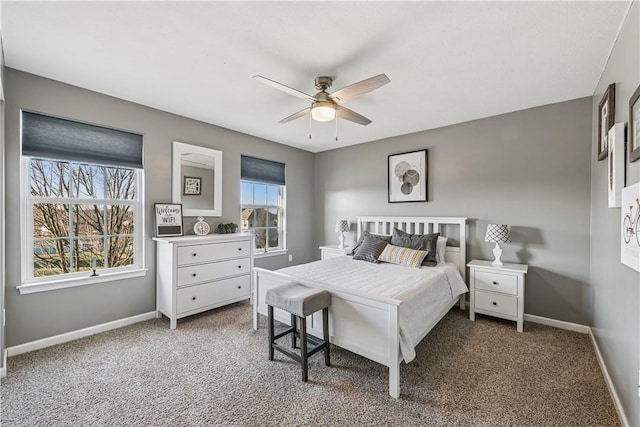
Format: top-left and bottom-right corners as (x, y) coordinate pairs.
(349, 231), (392, 255)
(390, 228), (440, 266)
(352, 236), (389, 263)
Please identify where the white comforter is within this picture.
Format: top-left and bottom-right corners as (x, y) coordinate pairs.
(277, 256), (469, 362)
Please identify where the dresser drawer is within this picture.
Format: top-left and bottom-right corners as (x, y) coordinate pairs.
(177, 240), (251, 265)
(474, 290), (517, 317)
(474, 270), (518, 295)
(177, 258), (251, 287)
(177, 276), (250, 314)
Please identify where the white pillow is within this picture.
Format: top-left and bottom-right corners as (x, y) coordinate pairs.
(436, 236), (448, 263)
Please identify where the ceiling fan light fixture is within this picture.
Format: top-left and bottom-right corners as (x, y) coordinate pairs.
(311, 101), (336, 122)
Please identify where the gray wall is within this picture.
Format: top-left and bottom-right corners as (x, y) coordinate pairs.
(314, 97), (593, 325)
(590, 2), (640, 425)
(4, 68), (315, 347)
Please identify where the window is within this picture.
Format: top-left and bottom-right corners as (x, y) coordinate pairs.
(20, 111), (144, 289)
(240, 156), (286, 255)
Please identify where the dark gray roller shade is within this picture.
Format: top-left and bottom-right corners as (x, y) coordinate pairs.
(21, 110), (143, 169)
(241, 155), (285, 185)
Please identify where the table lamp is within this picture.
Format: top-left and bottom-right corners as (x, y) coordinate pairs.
(335, 220), (350, 249)
(485, 224), (511, 267)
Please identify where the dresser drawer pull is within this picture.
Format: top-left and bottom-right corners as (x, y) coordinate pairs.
(492, 281), (498, 285)
(238, 265), (242, 269)
(237, 285), (242, 289)
(238, 247), (242, 251)
(192, 296), (196, 301)
(492, 301), (497, 306)
(192, 253), (197, 257)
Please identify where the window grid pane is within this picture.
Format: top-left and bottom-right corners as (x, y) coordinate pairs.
(240, 180), (285, 253)
(27, 158), (140, 280)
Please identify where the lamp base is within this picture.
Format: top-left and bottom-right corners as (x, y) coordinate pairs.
(338, 233), (345, 249)
(492, 243), (503, 267)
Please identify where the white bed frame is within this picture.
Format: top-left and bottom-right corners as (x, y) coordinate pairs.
(252, 216), (467, 398)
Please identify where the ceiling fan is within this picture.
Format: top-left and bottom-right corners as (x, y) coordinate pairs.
(253, 73), (390, 126)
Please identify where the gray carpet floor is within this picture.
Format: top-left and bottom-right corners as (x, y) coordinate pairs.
(1, 301), (620, 426)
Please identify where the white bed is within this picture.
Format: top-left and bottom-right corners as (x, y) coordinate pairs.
(252, 216), (468, 398)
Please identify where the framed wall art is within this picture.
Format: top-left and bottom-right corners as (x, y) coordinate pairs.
(388, 149), (427, 203)
(155, 203), (183, 237)
(607, 123), (625, 208)
(629, 84), (640, 163)
(183, 176), (202, 195)
(597, 83), (615, 161)
(621, 182), (640, 272)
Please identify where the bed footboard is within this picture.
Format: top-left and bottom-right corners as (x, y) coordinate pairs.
(253, 267), (402, 398)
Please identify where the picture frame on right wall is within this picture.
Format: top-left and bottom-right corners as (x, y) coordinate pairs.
(621, 182), (640, 272)
(629, 83), (640, 163)
(597, 83), (615, 161)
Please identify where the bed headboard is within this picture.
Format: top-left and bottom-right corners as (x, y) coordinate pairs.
(356, 216), (467, 281)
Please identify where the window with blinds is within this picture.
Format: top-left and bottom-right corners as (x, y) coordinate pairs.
(21, 110), (144, 283)
(240, 155), (286, 254)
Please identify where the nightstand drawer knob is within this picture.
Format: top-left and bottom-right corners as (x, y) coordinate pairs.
(192, 273), (197, 277)
(492, 281), (498, 285)
(237, 285), (242, 289)
(492, 302), (497, 306)
(192, 253), (197, 257)
(238, 247), (242, 251)
(192, 296), (196, 301)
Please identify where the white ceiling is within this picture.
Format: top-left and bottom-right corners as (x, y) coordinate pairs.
(1, 1), (632, 153)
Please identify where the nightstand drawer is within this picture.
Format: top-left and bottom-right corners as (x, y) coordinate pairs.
(475, 270), (518, 295)
(474, 291), (517, 317)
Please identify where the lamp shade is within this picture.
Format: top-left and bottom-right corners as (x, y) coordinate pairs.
(335, 220), (350, 233)
(312, 102), (336, 122)
(485, 224), (511, 243)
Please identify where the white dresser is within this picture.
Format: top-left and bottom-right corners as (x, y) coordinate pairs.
(467, 259), (528, 332)
(153, 234), (254, 329)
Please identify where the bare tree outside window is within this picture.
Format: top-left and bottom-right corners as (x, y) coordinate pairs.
(29, 159), (137, 278)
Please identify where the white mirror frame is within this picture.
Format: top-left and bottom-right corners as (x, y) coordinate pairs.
(172, 141), (222, 217)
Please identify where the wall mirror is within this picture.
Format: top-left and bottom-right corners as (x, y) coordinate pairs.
(172, 141), (222, 217)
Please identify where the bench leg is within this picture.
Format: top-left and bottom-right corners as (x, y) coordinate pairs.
(291, 313), (297, 349)
(323, 307), (330, 366)
(268, 305), (274, 361)
(300, 315), (308, 382)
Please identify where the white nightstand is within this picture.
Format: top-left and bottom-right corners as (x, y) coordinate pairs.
(319, 245), (351, 260)
(467, 259), (528, 332)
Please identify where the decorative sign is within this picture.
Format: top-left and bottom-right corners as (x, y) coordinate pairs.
(621, 182), (640, 272)
(155, 203), (183, 237)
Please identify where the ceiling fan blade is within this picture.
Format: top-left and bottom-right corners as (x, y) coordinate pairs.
(253, 75), (317, 102)
(329, 73), (390, 104)
(278, 107), (312, 124)
(336, 105), (372, 126)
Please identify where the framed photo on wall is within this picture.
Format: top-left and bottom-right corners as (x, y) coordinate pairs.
(154, 203), (183, 237)
(388, 149), (428, 203)
(183, 176), (202, 195)
(621, 182), (640, 272)
(607, 123), (625, 208)
(629, 84), (640, 163)
(597, 83), (615, 161)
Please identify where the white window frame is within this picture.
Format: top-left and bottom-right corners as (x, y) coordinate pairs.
(240, 180), (286, 257)
(18, 157), (146, 294)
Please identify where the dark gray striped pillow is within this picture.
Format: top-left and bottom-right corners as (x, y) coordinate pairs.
(352, 236), (389, 263)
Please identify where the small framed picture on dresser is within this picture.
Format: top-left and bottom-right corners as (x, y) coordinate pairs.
(154, 203), (183, 237)
(629, 84), (640, 163)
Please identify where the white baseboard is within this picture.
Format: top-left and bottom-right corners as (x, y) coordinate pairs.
(589, 329), (630, 427)
(6, 311), (157, 357)
(523, 313), (590, 334)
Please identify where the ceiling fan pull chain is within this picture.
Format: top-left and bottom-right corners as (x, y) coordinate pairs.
(335, 114), (339, 141)
(308, 112), (312, 139)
